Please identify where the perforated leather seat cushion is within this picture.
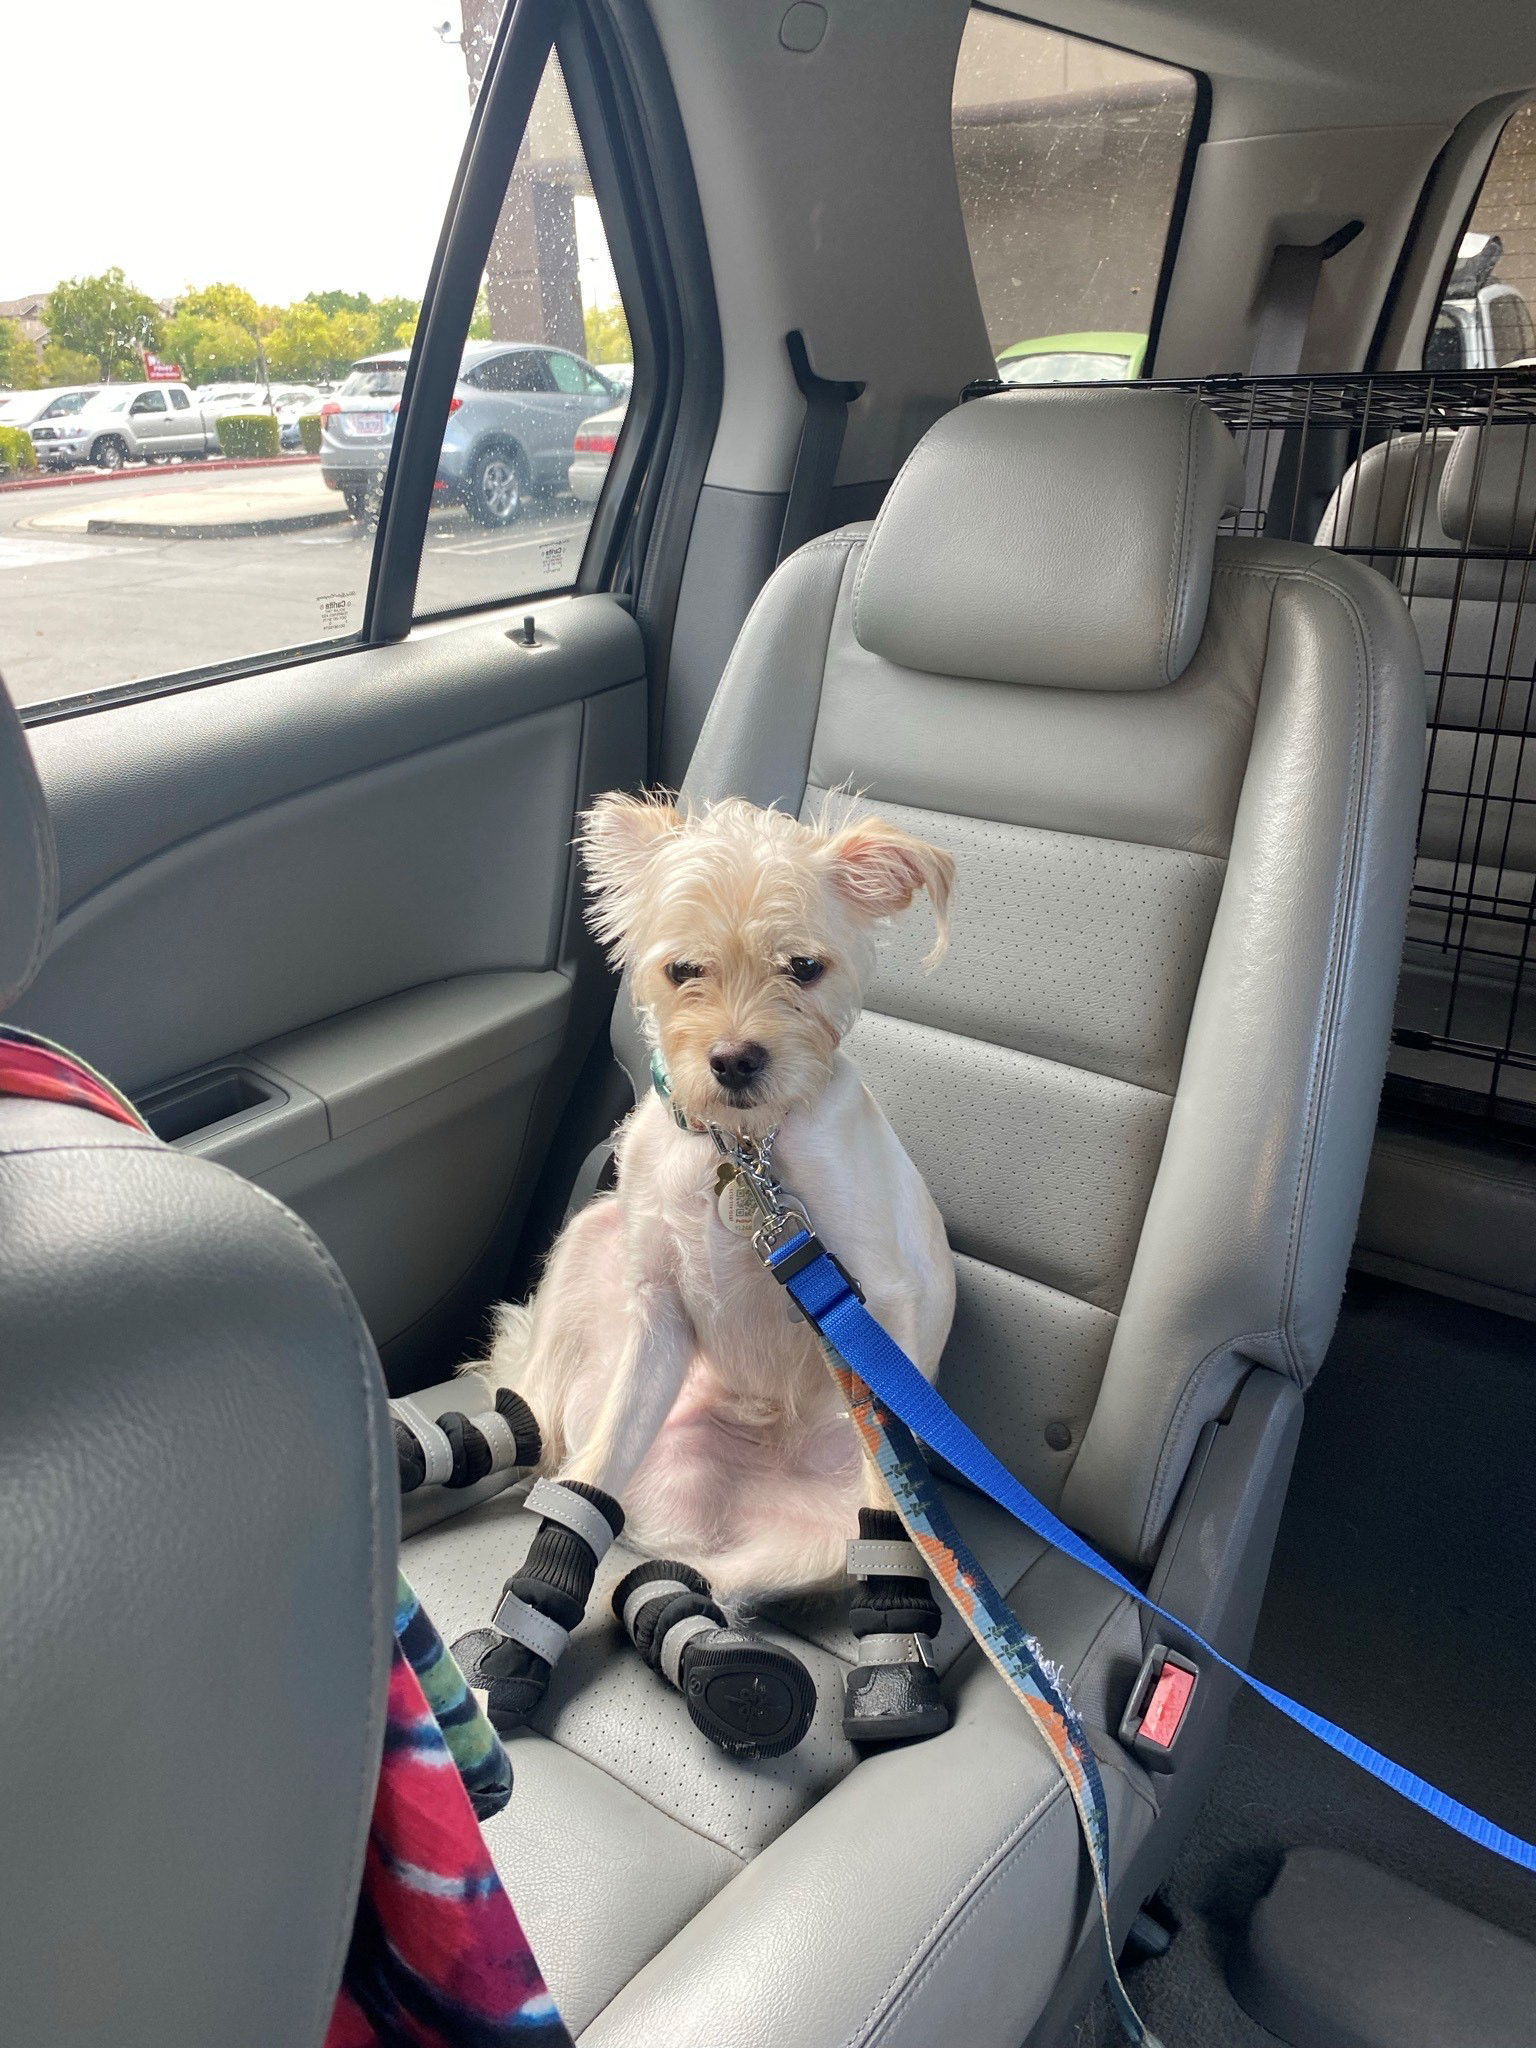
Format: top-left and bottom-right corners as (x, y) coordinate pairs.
(405, 1482), (1149, 2041)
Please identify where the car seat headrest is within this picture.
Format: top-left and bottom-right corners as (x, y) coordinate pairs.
(851, 387), (1244, 692)
(0, 672), (58, 1013)
(1438, 422), (1536, 554)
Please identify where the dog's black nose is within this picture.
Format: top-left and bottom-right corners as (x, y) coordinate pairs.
(709, 1040), (769, 1091)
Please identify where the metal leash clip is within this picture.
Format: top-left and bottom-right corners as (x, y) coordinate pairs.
(706, 1125), (813, 1265)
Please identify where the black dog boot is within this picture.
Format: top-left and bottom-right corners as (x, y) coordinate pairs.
(844, 1508), (950, 1743)
(392, 1386), (542, 1495)
(613, 1559), (817, 1760)
(454, 1477), (624, 1732)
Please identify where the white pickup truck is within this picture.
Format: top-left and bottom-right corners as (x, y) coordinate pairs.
(29, 382), (223, 471)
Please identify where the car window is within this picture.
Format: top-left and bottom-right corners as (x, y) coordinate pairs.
(1427, 100), (1536, 370)
(167, 387), (190, 410)
(40, 390), (95, 418)
(131, 391), (167, 414)
(413, 50), (633, 620)
(999, 349), (1135, 385)
(470, 350), (558, 395)
(339, 362), (409, 398)
(0, 2), (588, 716)
(952, 7), (1198, 382)
(548, 351), (603, 395)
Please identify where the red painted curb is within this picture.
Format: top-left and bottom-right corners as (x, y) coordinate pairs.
(0, 453), (320, 496)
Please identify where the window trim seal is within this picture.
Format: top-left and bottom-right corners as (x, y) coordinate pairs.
(365, 0), (568, 642)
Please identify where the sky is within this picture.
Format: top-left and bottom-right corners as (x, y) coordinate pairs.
(0, 0), (617, 313)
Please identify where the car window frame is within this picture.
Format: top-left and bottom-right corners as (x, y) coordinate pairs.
(1400, 95), (1534, 374)
(369, 0), (644, 637)
(380, 0), (689, 636)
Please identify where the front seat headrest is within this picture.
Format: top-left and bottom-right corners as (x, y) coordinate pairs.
(852, 387), (1244, 692)
(0, 674), (57, 1013)
(1439, 421), (1536, 553)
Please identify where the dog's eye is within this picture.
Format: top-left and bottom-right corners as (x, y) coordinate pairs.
(666, 960), (704, 986)
(785, 956), (825, 986)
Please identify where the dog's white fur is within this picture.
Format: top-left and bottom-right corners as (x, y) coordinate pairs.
(475, 794), (957, 1602)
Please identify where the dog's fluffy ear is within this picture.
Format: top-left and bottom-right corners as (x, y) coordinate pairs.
(822, 817), (954, 961)
(579, 790), (681, 962)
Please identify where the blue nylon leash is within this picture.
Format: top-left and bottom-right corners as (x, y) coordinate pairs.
(768, 1228), (1536, 1878)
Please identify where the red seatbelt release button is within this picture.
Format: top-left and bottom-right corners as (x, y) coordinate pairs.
(1120, 1647), (1199, 1773)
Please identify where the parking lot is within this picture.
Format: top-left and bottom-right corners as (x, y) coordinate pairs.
(0, 461), (591, 710)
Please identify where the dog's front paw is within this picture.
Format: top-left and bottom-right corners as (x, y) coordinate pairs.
(453, 1478), (624, 1733)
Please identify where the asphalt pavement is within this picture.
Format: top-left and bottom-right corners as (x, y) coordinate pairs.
(0, 463), (592, 711)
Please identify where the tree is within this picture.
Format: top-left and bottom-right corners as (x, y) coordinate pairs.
(369, 295), (419, 353)
(0, 319), (41, 390)
(40, 341), (98, 385)
(305, 289), (372, 317)
(162, 312), (261, 384)
(326, 309), (376, 371)
(45, 268), (163, 380)
(583, 297), (631, 366)
(176, 281), (263, 335)
(262, 302), (335, 381)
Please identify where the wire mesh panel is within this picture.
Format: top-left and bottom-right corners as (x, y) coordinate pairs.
(963, 369), (1536, 1132)
(1168, 371), (1536, 1133)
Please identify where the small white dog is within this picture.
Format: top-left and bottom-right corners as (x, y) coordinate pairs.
(462, 793), (957, 1757)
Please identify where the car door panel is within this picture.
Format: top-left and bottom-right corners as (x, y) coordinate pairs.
(14, 592), (647, 1373)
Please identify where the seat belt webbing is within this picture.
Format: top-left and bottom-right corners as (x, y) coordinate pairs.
(776, 329), (865, 564)
(1248, 220), (1363, 376)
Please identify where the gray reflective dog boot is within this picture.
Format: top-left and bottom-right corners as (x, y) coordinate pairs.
(613, 1559), (817, 1761)
(844, 1509), (950, 1744)
(391, 1385), (541, 1495)
(455, 1477), (623, 1734)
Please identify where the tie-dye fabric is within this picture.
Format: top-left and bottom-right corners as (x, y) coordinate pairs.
(0, 1023), (146, 1128)
(325, 1619), (571, 2048)
(394, 1573), (514, 1824)
(0, 1025), (568, 2048)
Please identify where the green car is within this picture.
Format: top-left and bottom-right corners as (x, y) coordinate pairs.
(996, 329), (1149, 385)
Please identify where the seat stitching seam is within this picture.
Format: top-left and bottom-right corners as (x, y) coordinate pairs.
(838, 1780), (1066, 2048)
(520, 1730), (752, 1864)
(852, 436), (933, 645)
(1163, 400), (1198, 682)
(1270, 569), (1374, 1366)
(804, 789), (1234, 869)
(1139, 553), (1380, 1549)
(859, 1006), (1176, 1104)
(865, 1813), (1069, 2046)
(951, 1248), (1119, 1326)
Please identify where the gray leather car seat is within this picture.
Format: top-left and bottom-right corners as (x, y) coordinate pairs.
(404, 387), (1426, 2046)
(1317, 425), (1536, 1307)
(1317, 423), (1536, 1000)
(0, 680), (397, 2044)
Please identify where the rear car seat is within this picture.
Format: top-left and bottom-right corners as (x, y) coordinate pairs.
(1317, 424), (1536, 1311)
(405, 388), (1425, 2046)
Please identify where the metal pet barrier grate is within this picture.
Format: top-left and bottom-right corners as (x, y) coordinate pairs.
(1155, 371), (1536, 1137)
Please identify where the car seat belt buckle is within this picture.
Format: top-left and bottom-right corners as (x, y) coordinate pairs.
(1119, 1646), (1199, 1773)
